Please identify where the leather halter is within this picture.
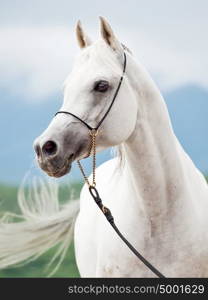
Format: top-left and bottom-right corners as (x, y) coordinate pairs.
(54, 51), (165, 278)
(55, 52), (127, 130)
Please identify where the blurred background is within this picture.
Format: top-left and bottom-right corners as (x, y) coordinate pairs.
(0, 0), (207, 277)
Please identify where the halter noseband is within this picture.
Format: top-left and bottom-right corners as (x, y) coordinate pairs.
(55, 52), (127, 131)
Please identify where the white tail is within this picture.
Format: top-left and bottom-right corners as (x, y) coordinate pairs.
(0, 178), (80, 276)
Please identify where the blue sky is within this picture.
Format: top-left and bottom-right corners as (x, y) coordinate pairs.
(0, 1), (208, 183)
(0, 0), (208, 102)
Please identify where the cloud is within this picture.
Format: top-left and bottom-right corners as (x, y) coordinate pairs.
(0, 1), (208, 101)
(127, 27), (208, 92)
(0, 26), (77, 100)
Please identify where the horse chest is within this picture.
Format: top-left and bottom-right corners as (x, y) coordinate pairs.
(75, 193), (208, 277)
(74, 158), (208, 277)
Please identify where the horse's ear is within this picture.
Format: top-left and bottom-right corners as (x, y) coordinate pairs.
(99, 16), (122, 52)
(76, 20), (92, 49)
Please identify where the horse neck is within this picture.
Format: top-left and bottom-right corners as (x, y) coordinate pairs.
(122, 56), (188, 223)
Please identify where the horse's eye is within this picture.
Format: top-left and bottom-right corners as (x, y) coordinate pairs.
(94, 80), (109, 93)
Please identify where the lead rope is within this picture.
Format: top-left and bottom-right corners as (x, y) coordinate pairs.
(77, 130), (166, 278)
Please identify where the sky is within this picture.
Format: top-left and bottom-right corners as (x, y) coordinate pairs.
(0, 0), (208, 101)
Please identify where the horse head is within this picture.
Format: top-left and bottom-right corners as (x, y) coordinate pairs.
(34, 17), (137, 177)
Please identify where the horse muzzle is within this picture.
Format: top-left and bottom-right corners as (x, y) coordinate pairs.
(33, 126), (90, 178)
(34, 148), (73, 178)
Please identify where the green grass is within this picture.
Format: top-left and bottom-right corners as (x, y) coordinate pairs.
(0, 182), (82, 278)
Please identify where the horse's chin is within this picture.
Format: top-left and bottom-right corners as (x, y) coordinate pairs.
(45, 163), (72, 178)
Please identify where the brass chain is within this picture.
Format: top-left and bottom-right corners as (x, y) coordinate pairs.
(77, 129), (99, 187)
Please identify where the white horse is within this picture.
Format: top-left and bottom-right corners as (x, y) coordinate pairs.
(1, 17), (208, 277)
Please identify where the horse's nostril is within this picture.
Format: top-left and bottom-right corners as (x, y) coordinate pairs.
(42, 141), (58, 156)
